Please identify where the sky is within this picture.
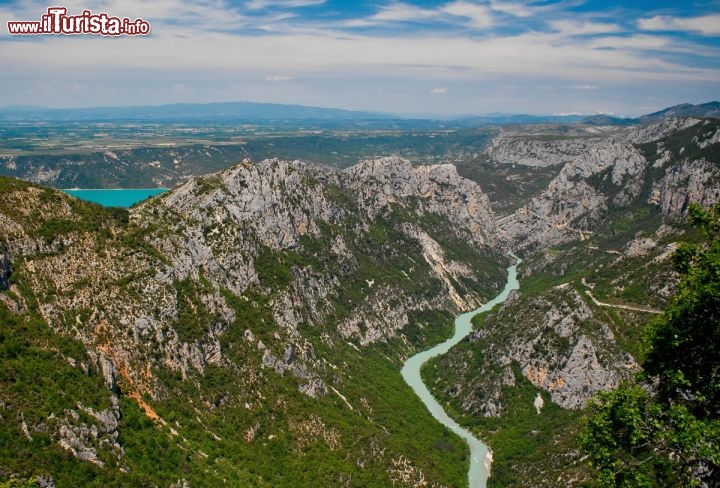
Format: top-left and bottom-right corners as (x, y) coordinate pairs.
(1, 0), (719, 116)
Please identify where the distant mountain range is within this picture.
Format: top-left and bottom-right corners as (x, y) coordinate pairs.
(638, 101), (720, 123)
(0, 100), (717, 126)
(0, 101), (391, 123)
(580, 101), (720, 126)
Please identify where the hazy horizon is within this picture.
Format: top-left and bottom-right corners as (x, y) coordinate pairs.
(1, 98), (717, 119)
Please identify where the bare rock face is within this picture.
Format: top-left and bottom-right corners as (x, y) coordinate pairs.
(402, 224), (481, 310)
(494, 118), (720, 253)
(140, 156), (502, 363)
(36, 476), (56, 488)
(55, 398), (124, 468)
(494, 134), (648, 252)
(0, 243), (10, 290)
(627, 117), (702, 144)
(4, 115), (717, 485)
(649, 159), (720, 215)
(433, 285), (637, 416)
(346, 157), (499, 249)
(428, 115), (706, 416)
(0, 158), (507, 484)
(624, 237), (658, 258)
(0, 157), (502, 415)
(483, 130), (607, 168)
(498, 136), (646, 252)
(503, 287), (637, 410)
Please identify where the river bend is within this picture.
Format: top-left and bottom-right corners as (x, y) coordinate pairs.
(401, 256), (521, 488)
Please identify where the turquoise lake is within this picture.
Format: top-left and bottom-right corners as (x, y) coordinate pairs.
(62, 189), (167, 208)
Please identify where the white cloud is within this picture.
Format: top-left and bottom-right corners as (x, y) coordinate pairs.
(3, 29), (717, 84)
(265, 76), (294, 81)
(341, 19), (375, 28)
(489, 0), (534, 17)
(589, 35), (669, 50)
(371, 3), (437, 22)
(0, 0), (324, 34)
(550, 20), (621, 36)
(108, 0), (247, 28)
(363, 1), (492, 29)
(441, 1), (492, 29)
(3, 0), (252, 31)
(638, 14), (720, 36)
(245, 0), (326, 10)
(1, 0), (719, 113)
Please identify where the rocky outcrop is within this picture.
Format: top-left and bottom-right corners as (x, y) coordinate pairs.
(497, 136), (647, 251)
(495, 135), (646, 251)
(626, 117), (702, 143)
(55, 397), (124, 467)
(496, 118), (720, 252)
(484, 133), (606, 168)
(649, 159), (720, 215)
(624, 237), (658, 258)
(432, 286), (638, 416)
(0, 157), (502, 409)
(0, 158), (504, 484)
(0, 243), (10, 290)
(346, 158), (499, 249)
(3, 116), (714, 484)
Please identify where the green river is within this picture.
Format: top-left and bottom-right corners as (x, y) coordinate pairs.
(401, 256), (521, 488)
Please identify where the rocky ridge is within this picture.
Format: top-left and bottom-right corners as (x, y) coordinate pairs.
(0, 156), (505, 486)
(1, 115), (719, 487)
(432, 284), (638, 418)
(420, 117), (719, 487)
(431, 120), (720, 413)
(490, 118), (720, 252)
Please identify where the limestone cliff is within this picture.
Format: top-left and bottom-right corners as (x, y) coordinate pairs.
(492, 118), (720, 253)
(0, 157), (504, 486)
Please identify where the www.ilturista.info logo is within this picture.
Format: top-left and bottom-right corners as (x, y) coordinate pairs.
(7, 6), (150, 36)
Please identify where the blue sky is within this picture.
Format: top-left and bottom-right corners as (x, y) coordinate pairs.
(1, 0), (719, 115)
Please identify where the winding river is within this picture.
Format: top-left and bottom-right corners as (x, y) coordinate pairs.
(401, 256), (521, 488)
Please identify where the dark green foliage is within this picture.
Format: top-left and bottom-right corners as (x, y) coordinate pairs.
(0, 177), (129, 244)
(220, 286), (277, 341)
(454, 160), (562, 216)
(0, 479), (42, 487)
(0, 303), (122, 486)
(0, 165), (508, 486)
(643, 204), (720, 417)
(581, 204), (720, 487)
(193, 175), (225, 195)
(172, 277), (214, 342)
(146, 336), (471, 487)
(404, 310), (454, 346)
(423, 360), (588, 487)
(581, 383), (708, 487)
(254, 246), (312, 290)
(0, 265), (473, 487)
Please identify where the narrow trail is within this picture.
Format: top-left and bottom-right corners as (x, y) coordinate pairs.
(585, 290), (662, 314)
